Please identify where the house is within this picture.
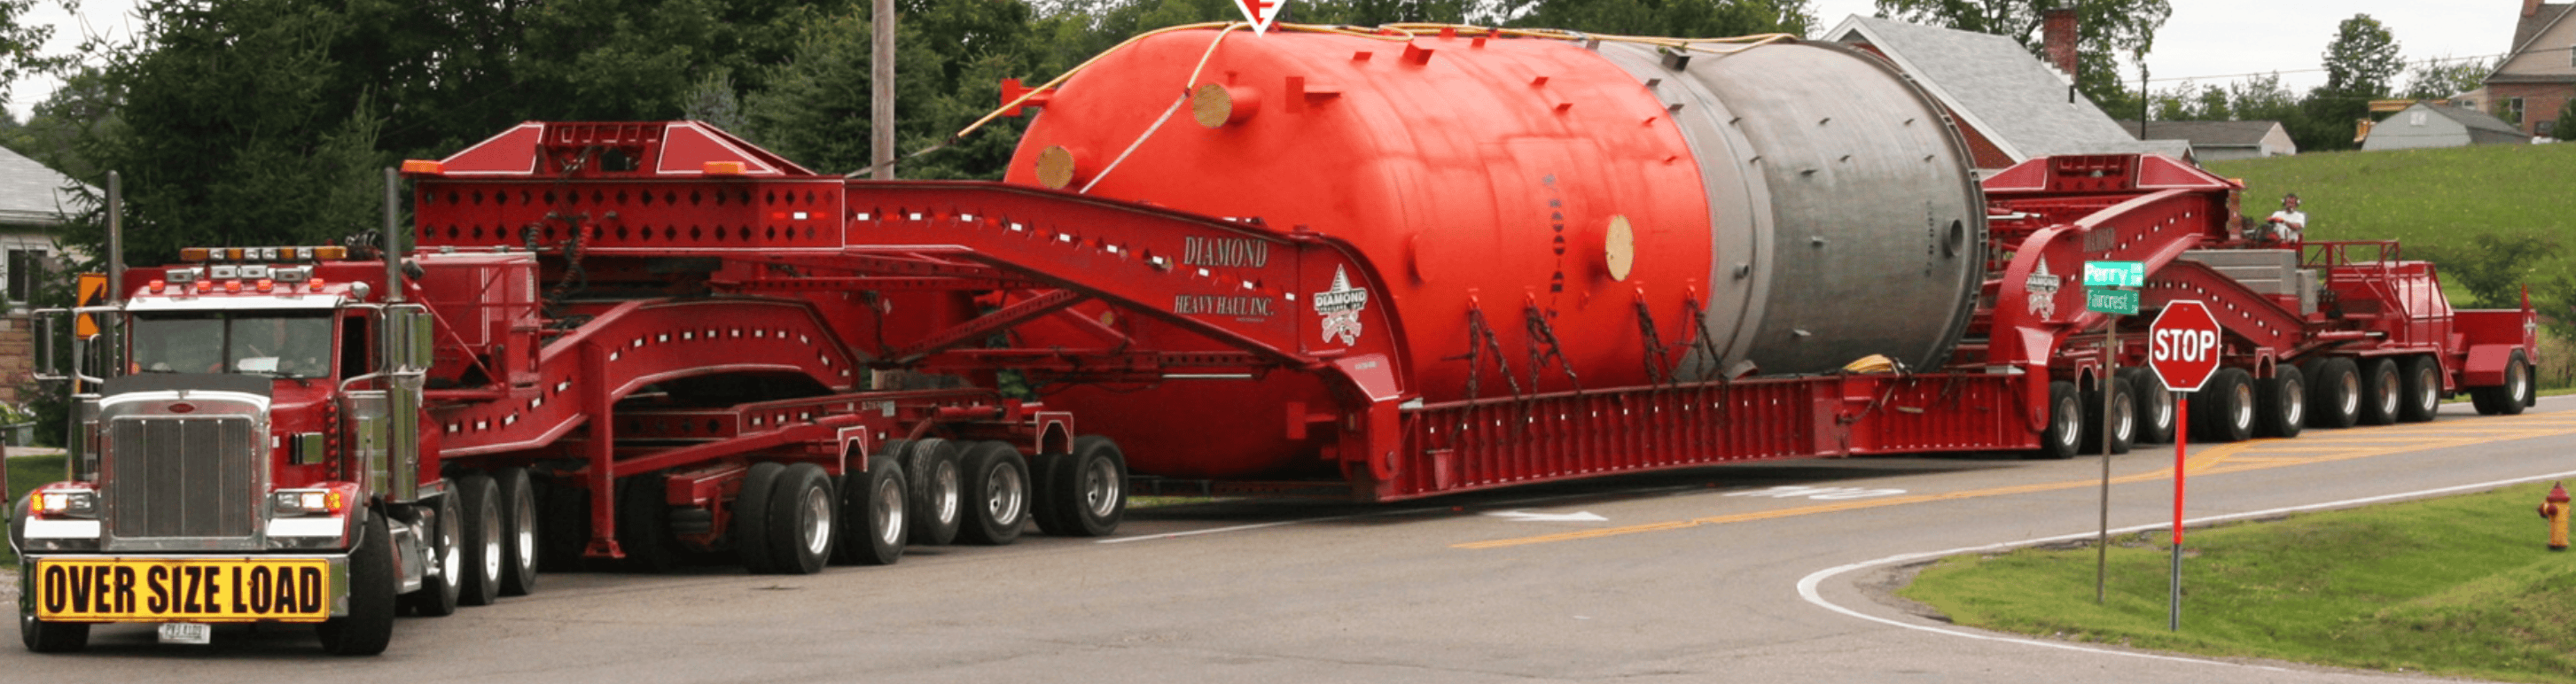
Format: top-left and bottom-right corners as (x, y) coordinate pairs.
(2486, 0), (2575, 136)
(1823, 15), (2190, 172)
(2115, 120), (2299, 160)
(0, 144), (92, 406)
(2360, 102), (2531, 150)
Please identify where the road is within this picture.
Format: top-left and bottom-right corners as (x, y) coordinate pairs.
(9, 397), (2574, 682)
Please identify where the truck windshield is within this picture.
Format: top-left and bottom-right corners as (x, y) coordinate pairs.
(131, 311), (336, 379)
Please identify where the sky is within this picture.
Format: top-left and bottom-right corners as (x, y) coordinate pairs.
(1803, 0), (2533, 97)
(2, 0), (2553, 120)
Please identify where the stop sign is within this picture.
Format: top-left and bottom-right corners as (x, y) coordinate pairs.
(2149, 299), (2223, 392)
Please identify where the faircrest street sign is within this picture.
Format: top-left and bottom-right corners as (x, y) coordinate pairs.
(2149, 300), (2222, 392)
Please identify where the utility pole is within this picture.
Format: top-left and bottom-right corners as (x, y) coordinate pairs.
(871, 0), (896, 181)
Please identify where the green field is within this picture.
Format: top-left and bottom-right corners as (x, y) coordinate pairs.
(2207, 143), (2576, 259)
(4, 454), (69, 565)
(2207, 143), (2576, 389)
(1901, 482), (2576, 682)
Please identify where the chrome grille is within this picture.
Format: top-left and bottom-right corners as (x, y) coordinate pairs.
(107, 416), (260, 539)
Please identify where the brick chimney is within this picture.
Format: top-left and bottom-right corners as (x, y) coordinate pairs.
(2528, 0), (2544, 18)
(2042, 9), (2080, 77)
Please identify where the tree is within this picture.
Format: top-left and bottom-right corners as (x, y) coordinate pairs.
(2320, 14), (2401, 99)
(2555, 98), (2575, 141)
(745, 0), (1048, 179)
(2296, 14), (2402, 152)
(1, 0), (66, 106)
(1872, 0), (2170, 111)
(1505, 0), (1812, 37)
(2401, 55), (2489, 101)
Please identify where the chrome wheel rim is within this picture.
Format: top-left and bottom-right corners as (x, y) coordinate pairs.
(932, 461), (961, 525)
(2283, 382), (2305, 427)
(2373, 369), (2399, 416)
(2416, 368), (2439, 412)
(2512, 361), (2530, 402)
(873, 477), (905, 547)
(480, 506), (503, 581)
(984, 462), (1026, 525)
(800, 485), (833, 556)
(2231, 384), (2255, 431)
(2337, 373), (2360, 416)
(511, 492), (536, 573)
(1081, 457), (1121, 518)
(2113, 394), (2135, 442)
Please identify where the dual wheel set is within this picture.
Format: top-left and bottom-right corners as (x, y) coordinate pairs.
(2034, 349), (2539, 460)
(537, 435), (1134, 577)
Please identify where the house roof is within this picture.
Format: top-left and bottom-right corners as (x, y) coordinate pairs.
(1825, 15), (2170, 163)
(2388, 102), (2528, 137)
(2494, 3), (2576, 83)
(0, 145), (94, 227)
(2113, 120), (2283, 148)
(2514, 4), (2571, 52)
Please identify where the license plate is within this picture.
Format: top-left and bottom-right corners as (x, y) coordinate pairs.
(158, 622), (212, 644)
(33, 557), (334, 623)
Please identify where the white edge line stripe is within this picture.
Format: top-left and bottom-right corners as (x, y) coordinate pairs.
(1097, 486), (1707, 544)
(1798, 465), (2576, 672)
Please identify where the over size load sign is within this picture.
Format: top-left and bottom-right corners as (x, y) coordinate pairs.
(2149, 299), (2223, 393)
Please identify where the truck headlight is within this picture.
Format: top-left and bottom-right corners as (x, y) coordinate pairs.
(32, 485), (99, 519)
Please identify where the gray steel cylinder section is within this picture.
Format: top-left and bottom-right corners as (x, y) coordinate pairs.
(1635, 40), (1987, 376)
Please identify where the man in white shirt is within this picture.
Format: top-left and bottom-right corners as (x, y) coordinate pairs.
(2263, 193), (2306, 244)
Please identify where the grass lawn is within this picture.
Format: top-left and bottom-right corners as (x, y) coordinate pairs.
(4, 454), (69, 566)
(1901, 481), (2576, 682)
(2206, 144), (2576, 260)
(2207, 144), (2576, 391)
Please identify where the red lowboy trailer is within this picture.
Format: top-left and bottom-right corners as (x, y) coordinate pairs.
(13, 26), (2538, 655)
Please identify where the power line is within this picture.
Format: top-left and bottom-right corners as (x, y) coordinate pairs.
(2141, 46), (2571, 85)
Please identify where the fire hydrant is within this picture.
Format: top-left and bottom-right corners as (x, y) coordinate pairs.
(2542, 482), (2571, 552)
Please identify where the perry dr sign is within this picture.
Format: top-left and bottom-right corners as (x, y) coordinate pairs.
(2149, 299), (2222, 392)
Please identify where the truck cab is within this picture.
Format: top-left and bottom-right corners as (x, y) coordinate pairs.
(13, 245), (459, 656)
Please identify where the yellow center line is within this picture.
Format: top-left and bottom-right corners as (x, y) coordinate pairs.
(1454, 416), (2576, 550)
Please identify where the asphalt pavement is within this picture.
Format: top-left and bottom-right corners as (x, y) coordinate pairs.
(5, 397), (2573, 682)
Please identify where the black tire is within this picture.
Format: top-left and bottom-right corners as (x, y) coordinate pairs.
(731, 462), (785, 574)
(618, 476), (679, 573)
(2474, 351), (2534, 416)
(453, 474), (503, 607)
(316, 510), (397, 656)
(839, 455), (907, 566)
(2399, 355), (2443, 423)
(2304, 357), (2361, 429)
(2358, 357), (2403, 425)
(16, 500), (89, 653)
(2081, 377), (2136, 455)
(535, 476), (590, 572)
(399, 491), (464, 618)
(958, 440), (1032, 545)
(1045, 435), (1129, 536)
(2030, 380), (2083, 460)
(2258, 364), (2307, 439)
(19, 610), (88, 653)
(2193, 368), (2258, 443)
(492, 467), (540, 596)
(1027, 449), (1072, 537)
(2119, 368), (2175, 445)
(765, 463), (837, 575)
(905, 439), (964, 547)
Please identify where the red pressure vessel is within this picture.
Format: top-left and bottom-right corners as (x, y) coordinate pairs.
(1003, 28), (1987, 479)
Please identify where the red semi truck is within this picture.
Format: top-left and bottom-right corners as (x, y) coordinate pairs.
(12, 27), (2541, 655)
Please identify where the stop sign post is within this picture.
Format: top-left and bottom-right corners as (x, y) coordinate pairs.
(2147, 299), (2222, 632)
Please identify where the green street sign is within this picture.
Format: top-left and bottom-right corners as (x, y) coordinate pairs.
(2084, 260), (2145, 288)
(2088, 288), (2140, 315)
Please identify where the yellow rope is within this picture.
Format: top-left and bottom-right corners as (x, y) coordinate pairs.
(868, 22), (1797, 177)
